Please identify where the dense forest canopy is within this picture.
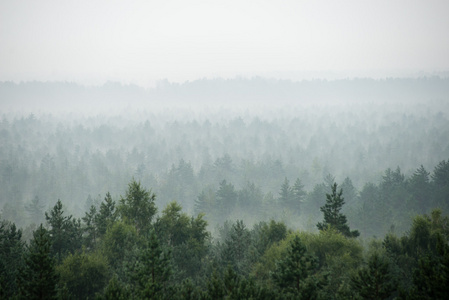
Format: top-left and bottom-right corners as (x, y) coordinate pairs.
(1, 77), (449, 299)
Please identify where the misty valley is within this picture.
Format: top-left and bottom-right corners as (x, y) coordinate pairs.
(1, 78), (449, 299)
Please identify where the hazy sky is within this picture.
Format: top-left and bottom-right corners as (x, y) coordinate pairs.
(1, 0), (448, 87)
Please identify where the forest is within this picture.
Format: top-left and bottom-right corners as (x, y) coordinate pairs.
(1, 78), (449, 299)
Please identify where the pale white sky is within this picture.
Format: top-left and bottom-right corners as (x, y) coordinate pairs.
(1, 0), (448, 87)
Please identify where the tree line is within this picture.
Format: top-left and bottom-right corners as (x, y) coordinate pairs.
(1, 176), (448, 299)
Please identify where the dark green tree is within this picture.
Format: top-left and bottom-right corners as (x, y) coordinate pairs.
(409, 165), (431, 212)
(82, 204), (98, 249)
(57, 250), (109, 299)
(132, 230), (172, 299)
(18, 224), (58, 300)
(350, 252), (396, 300)
(317, 183), (359, 238)
(272, 235), (324, 298)
(45, 200), (81, 261)
(119, 180), (157, 235)
(0, 220), (24, 299)
(221, 220), (252, 274)
(95, 192), (117, 237)
(431, 159), (449, 211)
(100, 275), (130, 300)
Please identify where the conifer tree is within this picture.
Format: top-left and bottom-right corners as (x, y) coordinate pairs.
(119, 180), (157, 234)
(95, 192), (117, 236)
(292, 178), (307, 215)
(0, 220), (24, 299)
(272, 235), (324, 298)
(18, 224), (58, 300)
(317, 183), (359, 237)
(133, 230), (172, 299)
(350, 252), (396, 300)
(45, 200), (82, 261)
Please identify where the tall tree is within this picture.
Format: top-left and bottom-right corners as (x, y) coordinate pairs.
(0, 220), (24, 299)
(119, 180), (157, 234)
(216, 180), (237, 223)
(95, 192), (117, 237)
(292, 178), (307, 215)
(350, 252), (396, 300)
(82, 205), (98, 249)
(132, 230), (172, 299)
(432, 159), (449, 210)
(45, 200), (81, 261)
(18, 224), (58, 300)
(272, 235), (324, 298)
(279, 177), (293, 209)
(221, 220), (252, 274)
(317, 183), (359, 238)
(409, 165), (431, 212)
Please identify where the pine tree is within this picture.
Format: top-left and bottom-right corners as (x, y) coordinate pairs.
(119, 180), (157, 235)
(18, 224), (58, 300)
(82, 204), (98, 249)
(317, 183), (359, 238)
(272, 235), (323, 298)
(292, 178), (307, 215)
(0, 220), (25, 299)
(279, 177), (293, 208)
(350, 252), (396, 300)
(45, 200), (81, 261)
(133, 230), (172, 299)
(95, 192), (117, 236)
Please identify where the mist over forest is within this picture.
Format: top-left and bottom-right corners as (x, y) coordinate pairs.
(2, 77), (449, 299)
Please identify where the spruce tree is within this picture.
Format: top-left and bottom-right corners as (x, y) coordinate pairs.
(350, 252), (396, 300)
(18, 224), (58, 300)
(95, 192), (117, 236)
(119, 180), (157, 235)
(317, 183), (359, 238)
(133, 230), (172, 299)
(272, 235), (324, 298)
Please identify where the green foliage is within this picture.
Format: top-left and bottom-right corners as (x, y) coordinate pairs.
(216, 180), (238, 223)
(156, 201), (210, 280)
(301, 229), (363, 295)
(220, 220), (252, 274)
(101, 220), (140, 269)
(279, 177), (293, 209)
(317, 183), (359, 237)
(95, 192), (117, 237)
(119, 179), (157, 235)
(0, 220), (25, 299)
(350, 252), (396, 300)
(292, 178), (307, 215)
(271, 235), (325, 299)
(45, 200), (82, 262)
(407, 235), (449, 299)
(82, 204), (98, 249)
(18, 224), (58, 300)
(57, 249), (109, 299)
(130, 230), (172, 299)
(100, 275), (130, 300)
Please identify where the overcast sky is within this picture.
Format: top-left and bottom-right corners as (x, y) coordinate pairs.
(1, 0), (448, 87)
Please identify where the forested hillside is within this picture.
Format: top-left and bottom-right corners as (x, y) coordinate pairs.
(1, 78), (449, 299)
(1, 91), (448, 237)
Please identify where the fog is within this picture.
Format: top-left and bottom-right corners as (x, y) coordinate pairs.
(2, 1), (449, 298)
(1, 77), (448, 237)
